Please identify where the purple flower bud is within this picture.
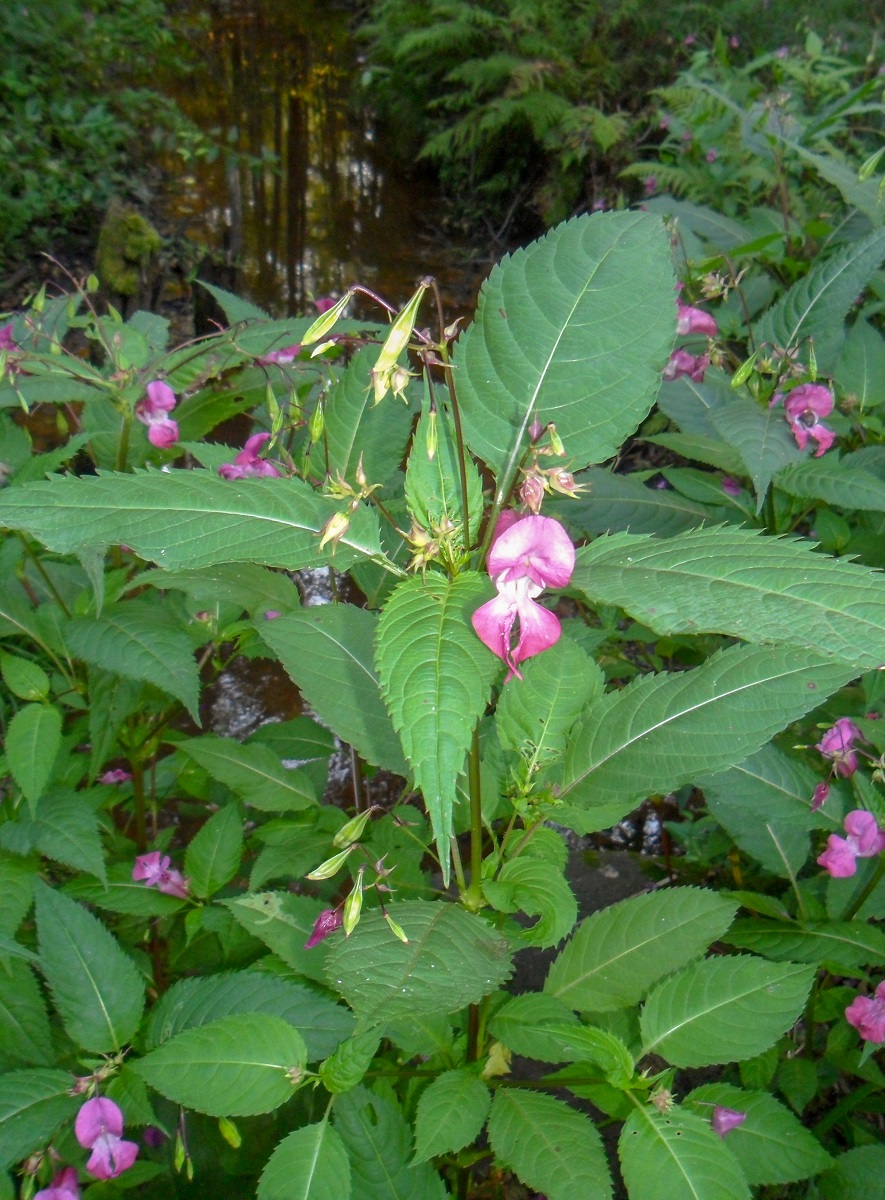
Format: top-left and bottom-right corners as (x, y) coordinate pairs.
(305, 908), (343, 948)
(711, 1106), (747, 1137)
(721, 476), (742, 497)
(811, 782), (829, 812)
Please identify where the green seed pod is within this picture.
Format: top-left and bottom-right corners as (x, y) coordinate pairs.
(218, 1117), (241, 1149)
(731, 349), (759, 388)
(306, 844), (355, 880)
(333, 806), (375, 848)
(301, 291), (353, 346)
(342, 872), (364, 936)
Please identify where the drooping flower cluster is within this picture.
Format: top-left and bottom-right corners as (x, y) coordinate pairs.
(34, 1167), (80, 1200)
(772, 383), (836, 456)
(132, 851), (189, 899)
(472, 513), (575, 681)
(845, 980), (885, 1043)
(662, 300), (717, 383)
(74, 1097), (138, 1181)
(711, 1106), (747, 1138)
(218, 432), (282, 480)
(817, 809), (885, 878)
(135, 381), (179, 449)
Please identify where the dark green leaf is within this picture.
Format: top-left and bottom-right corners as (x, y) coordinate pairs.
(258, 1122), (351, 1200)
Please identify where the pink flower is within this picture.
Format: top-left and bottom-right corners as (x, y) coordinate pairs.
(218, 432), (283, 480)
(711, 1106), (747, 1137)
(74, 1097), (138, 1182)
(811, 782), (830, 812)
(264, 609), (282, 620)
(34, 1168), (80, 1200)
(729, 35), (740, 48)
(676, 303), (717, 337)
(135, 381), (179, 449)
(0, 323), (17, 352)
(816, 716), (862, 777)
(258, 343), (301, 366)
(663, 349), (710, 382)
(305, 908), (343, 948)
(643, 176), (658, 196)
(817, 809), (885, 878)
(684, 33), (697, 46)
(775, 383), (836, 456)
(706, 148), (718, 163)
(99, 769), (132, 784)
(846, 981), (885, 1043)
(313, 297), (336, 314)
(472, 514), (575, 681)
(721, 476), (742, 497)
(132, 852), (189, 899)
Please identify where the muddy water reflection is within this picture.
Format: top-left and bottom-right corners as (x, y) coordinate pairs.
(165, 0), (482, 315)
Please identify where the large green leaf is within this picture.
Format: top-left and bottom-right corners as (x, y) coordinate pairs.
(560, 645), (854, 814)
(325, 901), (512, 1029)
(66, 864), (186, 918)
(618, 1104), (750, 1200)
(483, 857), (577, 948)
(455, 212), (675, 494)
(774, 456), (885, 513)
(706, 390), (804, 507)
(755, 226), (885, 371)
(35, 883), (144, 1053)
(184, 803), (243, 899)
(225, 892), (333, 985)
(686, 1083), (831, 1185)
(334, 1085), (446, 1200)
(572, 526), (885, 671)
(66, 602), (200, 721)
(549, 469), (717, 538)
(0, 470), (389, 574)
(87, 669), (141, 780)
(143, 970), (353, 1061)
(0, 1069), (78, 1171)
(487, 1089), (612, 1200)
(4, 703), (62, 803)
(0, 854), (37, 936)
(259, 607), (407, 775)
(0, 959), (53, 1068)
(818, 1146), (885, 1200)
(135, 562), (300, 615)
(375, 573), (500, 876)
(545, 887), (736, 1012)
(640, 956), (814, 1067)
(258, 1122), (351, 1200)
(413, 1069), (491, 1162)
(405, 396), (483, 546)
(176, 735), (317, 811)
(132, 1013), (306, 1117)
(837, 318), (885, 410)
(2, 788), (107, 885)
(723, 919), (885, 972)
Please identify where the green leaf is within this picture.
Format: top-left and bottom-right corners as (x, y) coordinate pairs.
(0, 1068), (78, 1171)
(686, 1083), (832, 1185)
(259, 607), (407, 775)
(66, 602), (201, 721)
(258, 1122), (351, 1200)
(66, 864), (186, 917)
(405, 394), (483, 545)
(413, 1069), (491, 1162)
(642, 433), (745, 475)
(87, 669), (141, 780)
(144, 970), (353, 1061)
(818, 1146), (885, 1200)
(488, 993), (579, 1056)
(483, 857), (577, 948)
(837, 318), (885, 410)
(225, 892), (333, 985)
(619, 1104), (750, 1200)
(0, 470), (387, 574)
(176, 735), (317, 812)
(560, 644), (854, 815)
(0, 653), (49, 702)
(184, 803), (243, 898)
(137, 562), (300, 615)
(325, 901), (512, 1028)
(35, 882), (145, 1053)
(196, 280), (270, 323)
(545, 887), (736, 1012)
(496, 637), (603, 768)
(573, 526), (885, 672)
(640, 956), (814, 1067)
(706, 390), (804, 508)
(488, 1089), (612, 1200)
(5, 703), (62, 803)
(132, 1013), (306, 1117)
(334, 1085), (446, 1200)
(774, 456), (885, 513)
(755, 226), (885, 371)
(0, 958), (53, 1068)
(723, 919), (885, 971)
(0, 854), (37, 936)
(319, 1029), (382, 1094)
(375, 573), (499, 879)
(549, 469), (715, 538)
(456, 211), (675, 491)
(9, 788), (107, 885)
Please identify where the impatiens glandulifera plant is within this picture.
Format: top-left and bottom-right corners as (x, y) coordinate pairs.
(3, 210), (885, 1197)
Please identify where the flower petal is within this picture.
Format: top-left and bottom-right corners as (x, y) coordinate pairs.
(75, 1097), (124, 1147)
(487, 514), (575, 590)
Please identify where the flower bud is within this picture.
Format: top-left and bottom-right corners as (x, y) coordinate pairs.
(218, 1117), (241, 1148)
(529, 416), (544, 442)
(374, 283), (429, 378)
(342, 872), (364, 936)
(519, 474), (545, 513)
(318, 510), (351, 553)
(546, 423), (566, 456)
(308, 402), (325, 444)
(425, 408), (438, 461)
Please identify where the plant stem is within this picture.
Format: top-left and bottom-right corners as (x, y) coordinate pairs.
(463, 726), (485, 911)
(115, 405), (132, 474)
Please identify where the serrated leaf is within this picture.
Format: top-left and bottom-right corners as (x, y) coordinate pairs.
(0, 470), (387, 574)
(723, 918), (885, 971)
(0, 958), (53, 1068)
(488, 1089), (612, 1200)
(619, 1104), (750, 1200)
(18, 788), (106, 885)
(35, 882), (144, 1053)
(259, 606), (407, 775)
(0, 1068), (78, 1171)
(488, 993), (579, 1057)
(560, 644), (854, 815)
(144, 970), (353, 1060)
(66, 602), (200, 721)
(545, 887), (736, 1011)
(706, 390), (804, 508)
(136, 562), (300, 615)
(549, 469), (716, 538)
(176, 735), (317, 811)
(376, 573), (499, 879)
(66, 864), (186, 917)
(0, 854), (37, 935)
(132, 1013), (306, 1117)
(325, 901), (511, 1028)
(0, 653), (49, 701)
(197, 280), (270, 323)
(456, 211), (675, 494)
(5, 703), (62, 803)
(483, 857), (577, 948)
(573, 526), (885, 671)
(334, 1085), (446, 1200)
(258, 1122), (351, 1200)
(755, 226), (885, 371)
(686, 1083), (832, 1184)
(225, 892), (333, 985)
(643, 433), (745, 475)
(184, 803), (243, 898)
(837, 318), (885, 410)
(818, 1146), (885, 1200)
(640, 956), (814, 1067)
(405, 394), (483, 545)
(413, 1069), (491, 1163)
(87, 668), (141, 780)
(775, 456), (885, 512)
(319, 1029), (382, 1094)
